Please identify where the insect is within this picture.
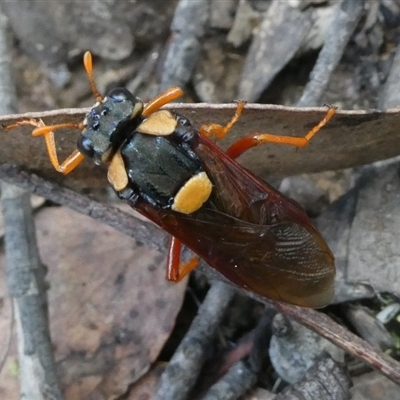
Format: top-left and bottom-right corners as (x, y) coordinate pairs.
(6, 52), (336, 307)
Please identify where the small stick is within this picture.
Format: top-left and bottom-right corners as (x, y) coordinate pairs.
(154, 281), (236, 400)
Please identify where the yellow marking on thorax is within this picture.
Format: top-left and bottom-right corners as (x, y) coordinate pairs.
(137, 110), (177, 136)
(107, 151), (128, 191)
(172, 172), (212, 214)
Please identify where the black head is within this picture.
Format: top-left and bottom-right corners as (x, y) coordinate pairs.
(77, 87), (144, 165)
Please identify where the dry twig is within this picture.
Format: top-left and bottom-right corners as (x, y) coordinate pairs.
(0, 6), (63, 399)
(155, 281), (236, 400)
(298, 0), (365, 106)
(2, 165), (399, 387)
(160, 0), (210, 91)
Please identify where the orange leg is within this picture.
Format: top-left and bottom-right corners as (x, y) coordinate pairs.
(3, 52), (98, 175)
(199, 101), (246, 140)
(225, 106), (337, 159)
(166, 236), (199, 282)
(5, 119), (85, 175)
(143, 86), (184, 117)
(199, 101), (336, 160)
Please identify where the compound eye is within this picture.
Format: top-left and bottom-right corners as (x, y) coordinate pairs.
(77, 136), (95, 158)
(108, 87), (135, 103)
(178, 116), (191, 127)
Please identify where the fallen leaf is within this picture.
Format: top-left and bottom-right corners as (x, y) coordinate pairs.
(1, 104), (399, 193)
(348, 164), (400, 297)
(351, 371), (400, 400)
(126, 364), (164, 400)
(0, 206), (187, 400)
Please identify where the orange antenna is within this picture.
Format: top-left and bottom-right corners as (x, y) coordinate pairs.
(83, 51), (103, 102)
